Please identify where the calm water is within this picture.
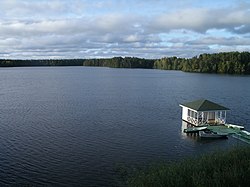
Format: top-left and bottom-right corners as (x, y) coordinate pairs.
(0, 67), (250, 186)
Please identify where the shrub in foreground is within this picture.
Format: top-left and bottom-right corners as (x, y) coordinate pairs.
(127, 146), (250, 187)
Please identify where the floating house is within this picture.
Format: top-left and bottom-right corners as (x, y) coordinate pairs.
(180, 99), (229, 126)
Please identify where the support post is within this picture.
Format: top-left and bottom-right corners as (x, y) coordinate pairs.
(225, 111), (227, 123)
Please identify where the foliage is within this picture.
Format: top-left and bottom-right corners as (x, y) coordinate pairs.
(154, 51), (250, 74)
(83, 57), (155, 69)
(1, 51), (250, 74)
(0, 59), (83, 67)
(125, 146), (250, 187)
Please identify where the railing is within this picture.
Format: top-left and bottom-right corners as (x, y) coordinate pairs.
(188, 117), (225, 125)
(187, 116), (198, 125)
(217, 118), (226, 124)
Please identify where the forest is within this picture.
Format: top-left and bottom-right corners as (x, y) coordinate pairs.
(0, 59), (83, 67)
(153, 51), (250, 74)
(1, 51), (250, 74)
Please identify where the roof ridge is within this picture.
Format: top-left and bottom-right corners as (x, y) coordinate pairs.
(197, 99), (207, 110)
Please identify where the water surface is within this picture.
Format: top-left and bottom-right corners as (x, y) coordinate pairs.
(0, 67), (249, 186)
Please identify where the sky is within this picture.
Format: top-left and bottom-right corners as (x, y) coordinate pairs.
(0, 0), (250, 59)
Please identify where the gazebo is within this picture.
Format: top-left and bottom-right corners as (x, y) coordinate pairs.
(179, 99), (229, 126)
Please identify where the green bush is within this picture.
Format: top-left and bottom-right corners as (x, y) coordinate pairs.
(126, 146), (250, 187)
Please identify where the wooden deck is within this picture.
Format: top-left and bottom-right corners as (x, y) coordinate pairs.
(207, 125), (250, 144)
(183, 123), (250, 144)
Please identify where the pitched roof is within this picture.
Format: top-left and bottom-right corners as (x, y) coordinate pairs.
(180, 99), (229, 111)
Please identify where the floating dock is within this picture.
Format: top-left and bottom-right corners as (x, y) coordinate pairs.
(225, 124), (244, 130)
(180, 99), (250, 144)
(183, 123), (250, 144)
(184, 126), (207, 133)
(207, 125), (241, 135)
(232, 131), (250, 144)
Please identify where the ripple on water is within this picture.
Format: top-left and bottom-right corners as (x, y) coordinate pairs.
(0, 67), (250, 186)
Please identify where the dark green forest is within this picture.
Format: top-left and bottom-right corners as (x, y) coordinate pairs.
(83, 57), (155, 69)
(0, 59), (83, 67)
(154, 51), (250, 74)
(1, 51), (250, 74)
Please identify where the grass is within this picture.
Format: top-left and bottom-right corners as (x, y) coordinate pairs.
(125, 146), (250, 187)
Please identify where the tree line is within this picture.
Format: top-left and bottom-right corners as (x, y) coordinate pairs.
(154, 51), (250, 74)
(0, 59), (83, 67)
(1, 51), (250, 74)
(83, 57), (155, 69)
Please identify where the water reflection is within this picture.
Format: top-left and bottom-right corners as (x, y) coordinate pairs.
(181, 121), (199, 141)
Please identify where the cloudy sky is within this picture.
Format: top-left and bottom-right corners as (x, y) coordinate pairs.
(0, 0), (250, 59)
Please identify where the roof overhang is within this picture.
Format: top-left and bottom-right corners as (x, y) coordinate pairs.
(180, 99), (230, 111)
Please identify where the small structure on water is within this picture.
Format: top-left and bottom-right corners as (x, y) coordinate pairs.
(180, 99), (250, 143)
(180, 99), (229, 126)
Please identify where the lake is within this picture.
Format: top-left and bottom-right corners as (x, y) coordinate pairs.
(0, 67), (249, 186)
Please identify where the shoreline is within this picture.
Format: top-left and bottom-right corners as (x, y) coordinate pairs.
(1, 51), (250, 74)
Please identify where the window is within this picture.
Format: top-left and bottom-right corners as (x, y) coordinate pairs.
(208, 112), (215, 120)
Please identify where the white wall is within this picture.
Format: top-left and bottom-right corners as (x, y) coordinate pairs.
(182, 106), (188, 121)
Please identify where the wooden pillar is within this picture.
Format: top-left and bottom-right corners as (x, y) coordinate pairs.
(225, 111), (227, 123)
(215, 111), (219, 123)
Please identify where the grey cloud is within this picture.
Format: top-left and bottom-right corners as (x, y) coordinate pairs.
(0, 0), (85, 19)
(148, 4), (250, 34)
(233, 25), (250, 34)
(186, 36), (250, 46)
(0, 13), (142, 37)
(1, 0), (250, 59)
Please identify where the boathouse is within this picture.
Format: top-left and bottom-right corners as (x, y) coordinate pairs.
(180, 99), (229, 126)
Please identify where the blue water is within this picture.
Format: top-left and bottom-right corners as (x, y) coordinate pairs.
(0, 67), (249, 186)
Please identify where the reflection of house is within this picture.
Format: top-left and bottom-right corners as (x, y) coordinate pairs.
(180, 99), (229, 126)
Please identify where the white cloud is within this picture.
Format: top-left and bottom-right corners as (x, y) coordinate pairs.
(0, 0), (250, 59)
(148, 4), (250, 34)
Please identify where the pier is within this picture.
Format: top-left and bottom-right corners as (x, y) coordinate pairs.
(181, 99), (250, 144)
(183, 124), (250, 144)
